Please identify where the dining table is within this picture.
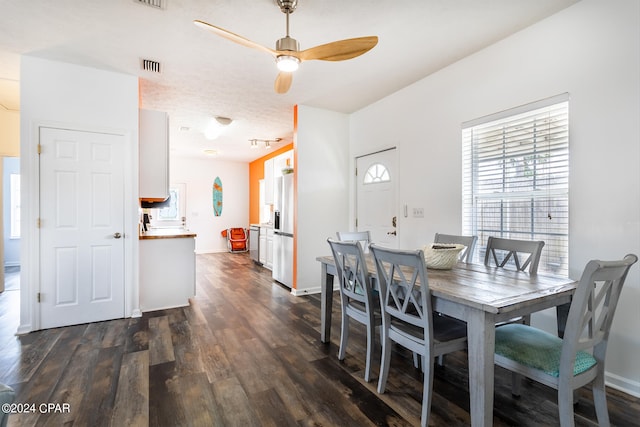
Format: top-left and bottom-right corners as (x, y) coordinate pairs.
(316, 254), (577, 427)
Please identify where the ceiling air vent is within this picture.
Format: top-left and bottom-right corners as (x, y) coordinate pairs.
(134, 0), (164, 9)
(141, 59), (162, 73)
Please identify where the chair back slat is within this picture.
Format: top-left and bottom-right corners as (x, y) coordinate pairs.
(484, 236), (545, 274)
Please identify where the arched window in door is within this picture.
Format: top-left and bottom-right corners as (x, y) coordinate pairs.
(363, 163), (390, 184)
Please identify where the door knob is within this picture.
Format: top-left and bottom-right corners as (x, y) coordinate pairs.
(113, 232), (122, 239)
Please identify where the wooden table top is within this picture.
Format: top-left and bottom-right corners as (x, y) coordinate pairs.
(316, 255), (576, 315)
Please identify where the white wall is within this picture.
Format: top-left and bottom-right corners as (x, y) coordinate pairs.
(295, 105), (350, 294)
(19, 56), (139, 332)
(349, 0), (640, 395)
(170, 156), (249, 253)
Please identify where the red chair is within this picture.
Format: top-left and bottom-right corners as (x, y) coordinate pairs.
(221, 228), (248, 253)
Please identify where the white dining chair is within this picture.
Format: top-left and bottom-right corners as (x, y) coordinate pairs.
(494, 254), (637, 427)
(434, 233), (478, 263)
(327, 238), (380, 382)
(370, 244), (468, 427)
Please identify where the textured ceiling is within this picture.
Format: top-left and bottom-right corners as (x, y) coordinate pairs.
(0, 0), (578, 162)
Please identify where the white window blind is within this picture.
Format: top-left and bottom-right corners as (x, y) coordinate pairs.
(462, 94), (569, 276)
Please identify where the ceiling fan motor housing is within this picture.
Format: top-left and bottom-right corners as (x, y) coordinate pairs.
(276, 0), (298, 14)
(276, 36), (299, 52)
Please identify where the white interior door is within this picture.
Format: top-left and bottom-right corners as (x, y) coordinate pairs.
(39, 127), (125, 329)
(356, 149), (398, 248)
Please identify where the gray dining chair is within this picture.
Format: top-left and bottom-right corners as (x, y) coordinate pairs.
(494, 254), (637, 427)
(484, 236), (545, 327)
(370, 244), (468, 427)
(484, 236), (545, 274)
(336, 230), (371, 251)
(327, 238), (380, 382)
(434, 233), (478, 263)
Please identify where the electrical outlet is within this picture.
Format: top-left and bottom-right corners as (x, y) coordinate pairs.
(413, 207), (424, 218)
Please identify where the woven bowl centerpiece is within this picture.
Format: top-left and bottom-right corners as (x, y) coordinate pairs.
(423, 243), (466, 270)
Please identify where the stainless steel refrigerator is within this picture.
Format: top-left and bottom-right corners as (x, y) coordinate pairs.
(272, 174), (294, 287)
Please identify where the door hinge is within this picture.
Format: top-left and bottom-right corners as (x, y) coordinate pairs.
(37, 292), (41, 303)
(355, 218), (358, 227)
(37, 144), (42, 154)
(355, 167), (357, 176)
(37, 218), (41, 228)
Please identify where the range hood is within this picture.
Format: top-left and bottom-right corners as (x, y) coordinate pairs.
(140, 196), (171, 209)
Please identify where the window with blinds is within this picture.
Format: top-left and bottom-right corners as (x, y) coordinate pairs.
(462, 94), (569, 276)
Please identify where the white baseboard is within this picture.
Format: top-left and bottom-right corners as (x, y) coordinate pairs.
(291, 286), (321, 296)
(195, 249), (228, 254)
(16, 323), (32, 335)
(606, 371), (640, 398)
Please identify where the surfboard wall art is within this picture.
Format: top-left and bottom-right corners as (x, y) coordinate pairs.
(212, 176), (223, 216)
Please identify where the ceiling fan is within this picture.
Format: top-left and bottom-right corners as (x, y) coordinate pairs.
(194, 0), (378, 94)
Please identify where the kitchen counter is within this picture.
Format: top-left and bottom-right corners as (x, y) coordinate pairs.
(139, 229), (196, 312)
(139, 228), (197, 239)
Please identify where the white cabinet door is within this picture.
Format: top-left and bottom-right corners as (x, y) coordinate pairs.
(139, 109), (169, 200)
(259, 227), (267, 265)
(266, 227), (274, 270)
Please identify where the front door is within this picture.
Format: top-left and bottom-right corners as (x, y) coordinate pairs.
(39, 127), (125, 329)
(356, 148), (398, 248)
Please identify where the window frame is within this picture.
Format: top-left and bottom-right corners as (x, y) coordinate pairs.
(462, 94), (569, 276)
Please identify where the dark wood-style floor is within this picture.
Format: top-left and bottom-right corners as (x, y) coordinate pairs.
(0, 254), (638, 426)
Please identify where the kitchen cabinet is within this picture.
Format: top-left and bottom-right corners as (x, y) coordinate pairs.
(139, 230), (196, 311)
(139, 109), (170, 201)
(259, 226), (273, 270)
(259, 228), (266, 265)
(266, 227), (274, 270)
(274, 150), (294, 178)
(264, 158), (274, 204)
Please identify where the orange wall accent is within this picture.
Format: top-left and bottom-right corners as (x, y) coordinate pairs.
(292, 105), (298, 289)
(248, 143), (294, 225)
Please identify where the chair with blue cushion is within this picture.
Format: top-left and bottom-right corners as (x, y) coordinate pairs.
(494, 254), (637, 427)
(370, 244), (468, 427)
(327, 238), (380, 382)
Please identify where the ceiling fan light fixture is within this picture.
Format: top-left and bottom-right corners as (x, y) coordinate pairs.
(276, 55), (300, 72)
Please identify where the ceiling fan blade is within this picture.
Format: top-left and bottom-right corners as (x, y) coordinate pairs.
(194, 20), (277, 57)
(274, 72), (293, 94)
(298, 36), (378, 62)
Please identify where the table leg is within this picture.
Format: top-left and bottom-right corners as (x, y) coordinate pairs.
(556, 302), (571, 338)
(320, 263), (334, 343)
(466, 310), (495, 427)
